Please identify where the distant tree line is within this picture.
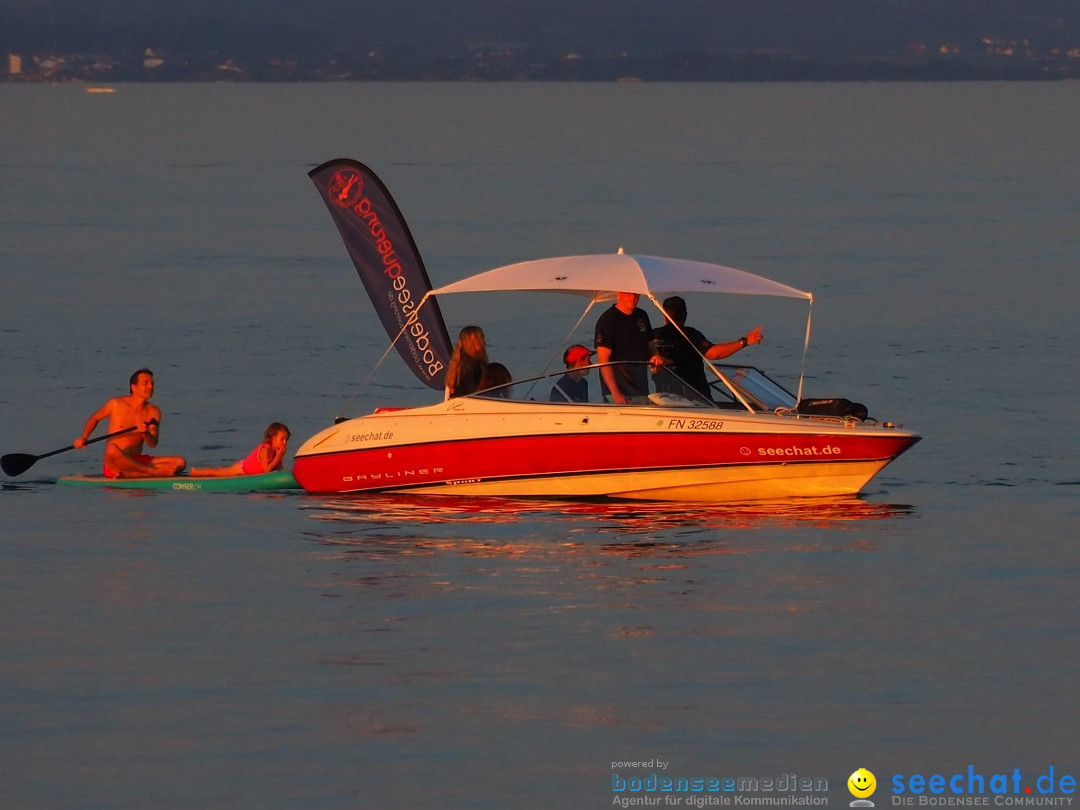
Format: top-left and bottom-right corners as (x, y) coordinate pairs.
(4, 1), (1079, 82)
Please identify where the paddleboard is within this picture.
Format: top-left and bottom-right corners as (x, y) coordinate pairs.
(57, 470), (299, 492)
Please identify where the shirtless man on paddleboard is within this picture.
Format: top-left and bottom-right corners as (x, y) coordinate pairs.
(74, 368), (186, 478)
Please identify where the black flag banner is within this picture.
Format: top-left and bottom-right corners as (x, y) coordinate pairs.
(309, 159), (452, 391)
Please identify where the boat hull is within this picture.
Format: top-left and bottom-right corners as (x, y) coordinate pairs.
(57, 470), (299, 492)
(293, 400), (919, 502)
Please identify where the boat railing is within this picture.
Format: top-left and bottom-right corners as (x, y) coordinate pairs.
(468, 361), (784, 412)
(366, 362), (803, 416)
(712, 366), (888, 426)
(464, 363), (886, 428)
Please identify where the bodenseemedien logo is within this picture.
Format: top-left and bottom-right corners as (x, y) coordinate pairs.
(609, 765), (830, 806)
(850, 768), (878, 808)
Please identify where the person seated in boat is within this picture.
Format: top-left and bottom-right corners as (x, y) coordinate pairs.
(651, 296), (763, 400)
(594, 291), (668, 404)
(73, 368), (186, 478)
(191, 422), (290, 477)
(445, 325), (489, 399)
(477, 362), (513, 397)
(549, 344), (593, 403)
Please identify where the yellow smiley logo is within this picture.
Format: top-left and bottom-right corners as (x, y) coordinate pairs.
(848, 768), (877, 798)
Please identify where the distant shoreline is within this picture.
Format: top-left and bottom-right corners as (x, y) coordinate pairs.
(5, 72), (1077, 84)
(6, 52), (1079, 85)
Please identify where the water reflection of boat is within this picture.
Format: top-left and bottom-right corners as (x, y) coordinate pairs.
(301, 493), (915, 535)
(294, 159), (919, 502)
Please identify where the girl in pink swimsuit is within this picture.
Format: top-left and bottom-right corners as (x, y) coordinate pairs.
(190, 422), (290, 477)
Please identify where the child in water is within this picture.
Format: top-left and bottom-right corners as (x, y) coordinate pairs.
(191, 422), (290, 477)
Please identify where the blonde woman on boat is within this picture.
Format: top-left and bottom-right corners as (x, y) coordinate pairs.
(445, 325), (489, 399)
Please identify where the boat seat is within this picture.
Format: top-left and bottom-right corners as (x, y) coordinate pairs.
(648, 392), (698, 408)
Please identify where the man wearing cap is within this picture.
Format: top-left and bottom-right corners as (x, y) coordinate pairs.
(652, 295), (763, 400)
(549, 344), (593, 403)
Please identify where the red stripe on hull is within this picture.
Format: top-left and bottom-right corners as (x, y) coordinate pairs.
(293, 431), (918, 495)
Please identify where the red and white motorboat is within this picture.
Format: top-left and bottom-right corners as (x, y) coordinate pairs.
(292, 362), (918, 500)
(292, 159), (919, 501)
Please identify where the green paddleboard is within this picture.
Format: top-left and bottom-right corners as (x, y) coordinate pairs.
(57, 470), (299, 492)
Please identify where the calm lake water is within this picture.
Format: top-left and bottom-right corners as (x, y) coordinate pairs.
(1, 82), (1077, 809)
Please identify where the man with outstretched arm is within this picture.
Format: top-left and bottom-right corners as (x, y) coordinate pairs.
(651, 295), (764, 400)
(74, 368), (186, 478)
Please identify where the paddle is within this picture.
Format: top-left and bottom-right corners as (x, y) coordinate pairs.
(1, 422), (149, 477)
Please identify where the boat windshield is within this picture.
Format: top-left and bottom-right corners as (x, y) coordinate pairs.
(708, 364), (798, 411)
(468, 362), (785, 411)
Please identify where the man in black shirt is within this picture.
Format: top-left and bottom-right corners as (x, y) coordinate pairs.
(594, 292), (667, 404)
(651, 296), (763, 399)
